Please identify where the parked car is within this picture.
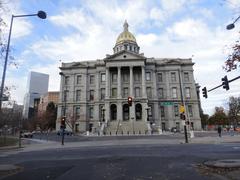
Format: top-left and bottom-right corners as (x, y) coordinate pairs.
(57, 130), (73, 136)
(21, 132), (33, 138)
(170, 127), (180, 133)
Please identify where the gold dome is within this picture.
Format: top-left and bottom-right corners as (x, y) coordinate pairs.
(116, 21), (137, 45)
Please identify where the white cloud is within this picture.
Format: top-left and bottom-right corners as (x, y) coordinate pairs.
(167, 18), (210, 40)
(1, 0), (33, 39)
(226, 0), (240, 9)
(161, 0), (186, 13)
(5, 0), (240, 117)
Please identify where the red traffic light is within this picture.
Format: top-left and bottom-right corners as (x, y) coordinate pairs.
(180, 113), (186, 120)
(60, 117), (66, 129)
(128, 96), (133, 106)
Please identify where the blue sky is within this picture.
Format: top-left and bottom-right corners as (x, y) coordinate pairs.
(1, 0), (240, 115)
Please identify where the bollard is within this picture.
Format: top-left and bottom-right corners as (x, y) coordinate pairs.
(110, 132), (111, 136)
(139, 131), (141, 135)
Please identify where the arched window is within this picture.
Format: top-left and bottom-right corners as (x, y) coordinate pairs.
(135, 103), (142, 120)
(110, 104), (117, 121)
(123, 104), (129, 121)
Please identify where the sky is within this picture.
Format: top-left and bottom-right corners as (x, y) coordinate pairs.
(1, 0), (240, 115)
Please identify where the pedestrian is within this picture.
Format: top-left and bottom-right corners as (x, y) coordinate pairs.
(217, 126), (222, 137)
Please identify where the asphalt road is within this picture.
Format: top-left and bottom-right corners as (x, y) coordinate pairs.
(1, 137), (240, 180)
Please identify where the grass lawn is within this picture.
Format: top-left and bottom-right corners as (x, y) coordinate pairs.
(0, 136), (18, 147)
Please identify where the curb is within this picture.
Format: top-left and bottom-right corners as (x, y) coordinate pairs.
(204, 159), (240, 168)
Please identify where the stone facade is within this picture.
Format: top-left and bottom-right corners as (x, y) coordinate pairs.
(56, 21), (202, 134)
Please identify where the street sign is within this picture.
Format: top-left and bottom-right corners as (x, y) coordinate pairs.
(179, 105), (185, 113)
(160, 102), (173, 106)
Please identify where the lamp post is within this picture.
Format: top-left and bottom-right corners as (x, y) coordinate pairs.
(0, 11), (47, 111)
(226, 15), (240, 30)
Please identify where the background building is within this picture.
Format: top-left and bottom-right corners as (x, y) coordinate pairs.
(38, 91), (59, 116)
(23, 71), (49, 119)
(57, 21), (202, 134)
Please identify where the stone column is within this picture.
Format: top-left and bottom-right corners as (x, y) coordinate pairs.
(152, 69), (157, 99)
(105, 67), (109, 98)
(117, 67), (122, 99)
(129, 66), (133, 97)
(141, 66), (147, 98)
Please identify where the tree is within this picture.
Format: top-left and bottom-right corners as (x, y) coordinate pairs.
(208, 107), (229, 125)
(33, 102), (57, 131)
(45, 102), (57, 130)
(228, 96), (240, 126)
(224, 37), (240, 72)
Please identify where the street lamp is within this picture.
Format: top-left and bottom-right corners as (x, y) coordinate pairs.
(0, 11), (47, 111)
(226, 15), (240, 30)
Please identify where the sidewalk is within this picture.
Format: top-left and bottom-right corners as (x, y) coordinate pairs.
(190, 134), (240, 144)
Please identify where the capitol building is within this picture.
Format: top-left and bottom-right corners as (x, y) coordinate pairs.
(56, 21), (202, 134)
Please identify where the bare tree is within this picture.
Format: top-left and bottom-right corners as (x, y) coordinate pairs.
(224, 37), (240, 72)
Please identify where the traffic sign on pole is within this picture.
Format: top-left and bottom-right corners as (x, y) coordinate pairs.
(179, 105), (185, 113)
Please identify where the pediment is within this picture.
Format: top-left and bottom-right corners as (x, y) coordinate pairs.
(105, 50), (146, 61)
(165, 59), (181, 64)
(71, 62), (87, 67)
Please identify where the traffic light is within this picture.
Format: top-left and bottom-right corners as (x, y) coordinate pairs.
(202, 87), (208, 98)
(60, 116), (66, 129)
(222, 75), (229, 90)
(180, 113), (186, 120)
(128, 96), (133, 106)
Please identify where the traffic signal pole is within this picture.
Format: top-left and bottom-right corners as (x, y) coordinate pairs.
(208, 75), (240, 92)
(178, 69), (188, 143)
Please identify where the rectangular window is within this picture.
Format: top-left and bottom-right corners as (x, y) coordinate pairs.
(174, 105), (179, 117)
(112, 73), (117, 83)
(75, 106), (80, 118)
(99, 105), (105, 121)
(147, 87), (152, 98)
(77, 75), (82, 84)
(123, 73), (128, 82)
(65, 76), (70, 85)
(89, 106), (94, 118)
(90, 90), (94, 101)
(184, 72), (189, 82)
(171, 72), (176, 82)
(76, 90), (81, 101)
(172, 87), (177, 98)
(123, 87), (128, 98)
(158, 73), (163, 82)
(160, 106), (165, 118)
(112, 88), (117, 98)
(146, 72), (151, 81)
(185, 87), (191, 98)
(90, 75), (95, 84)
(101, 73), (106, 82)
(134, 72), (140, 81)
(158, 88), (164, 98)
(100, 88), (105, 100)
(148, 105), (153, 118)
(63, 90), (69, 101)
(188, 105), (193, 117)
(135, 87), (140, 97)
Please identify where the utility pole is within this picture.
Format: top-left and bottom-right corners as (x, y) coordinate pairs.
(178, 69), (188, 143)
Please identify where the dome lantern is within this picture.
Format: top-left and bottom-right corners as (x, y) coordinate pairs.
(113, 20), (140, 54)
